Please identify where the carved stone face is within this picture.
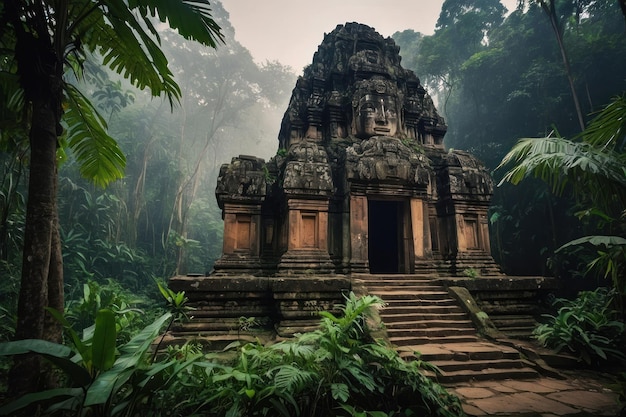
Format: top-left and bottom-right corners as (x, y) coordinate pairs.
(354, 93), (398, 139)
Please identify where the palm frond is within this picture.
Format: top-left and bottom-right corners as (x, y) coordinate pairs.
(497, 136), (626, 209)
(74, 1), (181, 106)
(63, 83), (126, 187)
(579, 93), (626, 151)
(129, 0), (225, 47)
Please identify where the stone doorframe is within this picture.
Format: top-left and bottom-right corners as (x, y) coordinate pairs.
(349, 194), (432, 274)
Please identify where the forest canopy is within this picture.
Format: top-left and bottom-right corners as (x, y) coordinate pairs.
(393, 0), (626, 277)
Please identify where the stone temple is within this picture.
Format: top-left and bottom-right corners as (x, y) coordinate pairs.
(168, 23), (552, 351)
(213, 22), (498, 277)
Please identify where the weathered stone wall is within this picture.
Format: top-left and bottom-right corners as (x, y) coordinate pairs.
(441, 276), (558, 339)
(166, 274), (351, 348)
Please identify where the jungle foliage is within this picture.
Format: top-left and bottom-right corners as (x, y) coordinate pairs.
(394, 0), (626, 281)
(0, 0), (295, 334)
(0, 0), (294, 402)
(0, 293), (465, 417)
(498, 93), (626, 296)
(533, 287), (625, 365)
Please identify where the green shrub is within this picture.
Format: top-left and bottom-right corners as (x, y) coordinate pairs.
(65, 278), (155, 344)
(0, 310), (180, 417)
(533, 287), (626, 365)
(0, 292), (464, 417)
(155, 292), (465, 417)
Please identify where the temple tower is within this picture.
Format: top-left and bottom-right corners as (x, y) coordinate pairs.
(213, 22), (499, 277)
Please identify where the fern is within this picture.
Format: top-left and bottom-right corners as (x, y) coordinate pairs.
(271, 364), (315, 392)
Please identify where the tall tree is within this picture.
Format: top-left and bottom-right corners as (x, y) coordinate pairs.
(535, 0), (586, 131)
(413, 0), (506, 110)
(0, 0), (223, 402)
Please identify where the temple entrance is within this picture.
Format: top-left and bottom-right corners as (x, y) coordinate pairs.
(368, 200), (406, 273)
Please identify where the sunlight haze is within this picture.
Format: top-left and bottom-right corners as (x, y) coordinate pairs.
(221, 0), (519, 73)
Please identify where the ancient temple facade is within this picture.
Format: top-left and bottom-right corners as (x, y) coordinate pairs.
(213, 22), (499, 278)
(167, 23), (504, 344)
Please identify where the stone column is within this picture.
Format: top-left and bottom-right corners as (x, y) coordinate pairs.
(221, 203), (261, 255)
(349, 194), (369, 272)
(410, 198), (424, 258)
(480, 212), (491, 254)
(285, 198), (329, 252)
(456, 213), (468, 252)
(213, 155), (267, 275)
(214, 202), (263, 273)
(277, 198), (334, 273)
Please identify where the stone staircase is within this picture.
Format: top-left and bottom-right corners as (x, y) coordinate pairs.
(489, 314), (538, 340)
(356, 274), (540, 383)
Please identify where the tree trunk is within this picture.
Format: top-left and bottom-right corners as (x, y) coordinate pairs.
(540, 0), (586, 131)
(6, 0), (66, 400)
(10, 97), (59, 401)
(42, 184), (64, 389)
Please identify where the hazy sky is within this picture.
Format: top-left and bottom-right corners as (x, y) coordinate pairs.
(221, 0), (518, 73)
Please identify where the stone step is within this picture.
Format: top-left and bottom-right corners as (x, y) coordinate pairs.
(490, 314), (537, 327)
(490, 314), (537, 340)
(390, 334), (480, 345)
(389, 327), (477, 338)
(499, 325), (536, 333)
(481, 304), (537, 314)
(356, 274), (438, 281)
(361, 281), (442, 288)
(383, 298), (460, 307)
(423, 366), (539, 383)
(363, 278), (443, 285)
(361, 275), (540, 384)
(382, 319), (474, 329)
(432, 358), (529, 373)
(370, 290), (449, 298)
(383, 304), (464, 315)
(370, 290), (452, 300)
(363, 282), (445, 290)
(404, 343), (522, 362)
(499, 328), (536, 339)
(380, 312), (470, 322)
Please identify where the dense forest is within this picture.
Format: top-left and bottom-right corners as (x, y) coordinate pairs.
(0, 1), (295, 324)
(0, 0), (624, 339)
(0, 0), (625, 415)
(394, 0), (626, 282)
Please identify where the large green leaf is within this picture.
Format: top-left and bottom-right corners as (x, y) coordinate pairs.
(0, 339), (91, 386)
(0, 339), (71, 357)
(497, 93), (626, 221)
(556, 235), (626, 252)
(64, 83), (126, 187)
(45, 307), (87, 358)
(84, 312), (172, 406)
(92, 309), (117, 372)
(66, 0), (222, 108)
(271, 364), (314, 392)
(0, 387), (84, 416)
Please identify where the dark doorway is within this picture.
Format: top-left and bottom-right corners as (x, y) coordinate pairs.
(368, 200), (400, 273)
